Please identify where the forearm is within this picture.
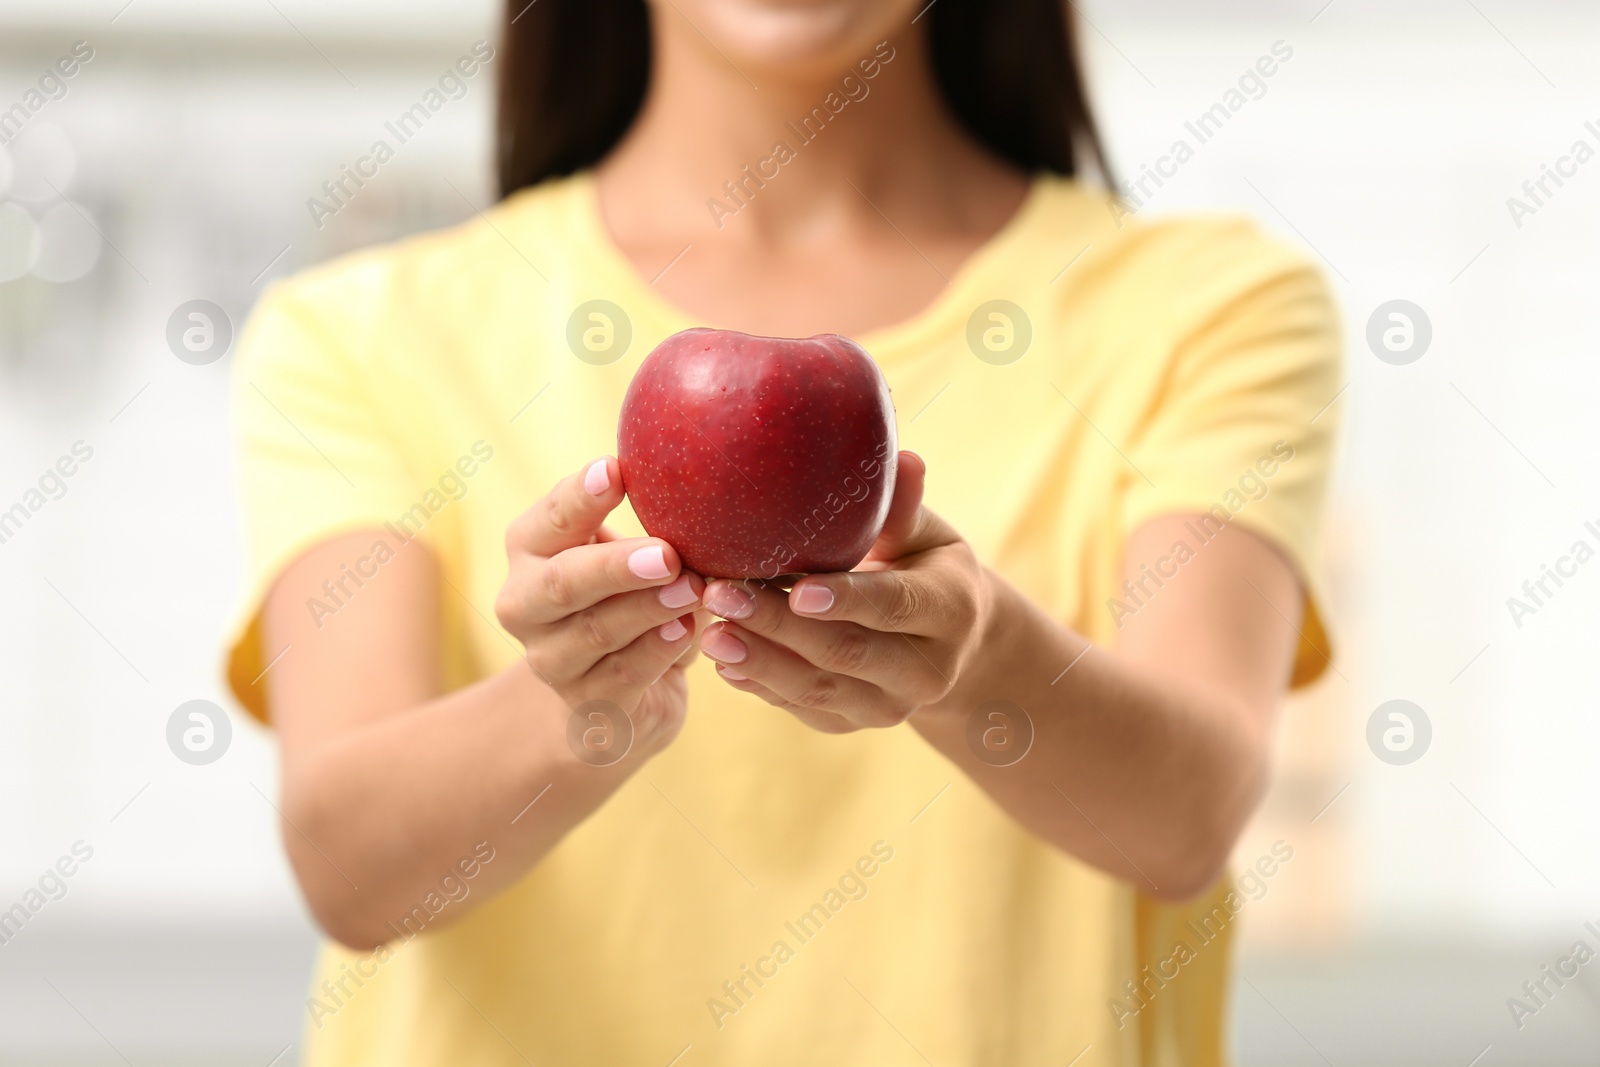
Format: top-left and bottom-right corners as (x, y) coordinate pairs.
(912, 572), (1271, 899)
(281, 663), (633, 950)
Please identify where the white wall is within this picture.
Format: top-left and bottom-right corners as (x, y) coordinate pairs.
(2, 0), (1597, 1061)
(1087, 1), (1600, 937)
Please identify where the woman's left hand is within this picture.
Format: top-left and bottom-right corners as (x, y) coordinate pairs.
(698, 452), (992, 733)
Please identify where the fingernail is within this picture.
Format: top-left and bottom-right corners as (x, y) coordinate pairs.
(657, 575), (697, 609)
(659, 619), (688, 642)
(704, 583), (754, 620)
(584, 459), (610, 496)
(628, 545), (670, 580)
(791, 584), (834, 615)
(701, 629), (748, 664)
(718, 665), (748, 681)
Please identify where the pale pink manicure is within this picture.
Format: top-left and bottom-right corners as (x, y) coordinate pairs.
(584, 459), (610, 496)
(791, 584), (834, 615)
(718, 665), (748, 681)
(657, 575), (697, 609)
(704, 583), (754, 620)
(659, 619), (688, 642)
(701, 630), (748, 664)
(628, 545), (669, 580)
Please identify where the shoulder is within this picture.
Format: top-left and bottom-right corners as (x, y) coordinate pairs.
(1034, 175), (1330, 300)
(241, 175), (587, 371)
(1027, 176), (1337, 353)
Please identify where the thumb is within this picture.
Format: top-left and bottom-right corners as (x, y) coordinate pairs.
(863, 452), (958, 563)
(511, 456), (624, 557)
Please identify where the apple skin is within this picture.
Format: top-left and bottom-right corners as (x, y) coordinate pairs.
(618, 327), (897, 579)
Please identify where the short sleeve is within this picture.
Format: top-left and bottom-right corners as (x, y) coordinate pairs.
(1120, 243), (1343, 687)
(225, 282), (426, 723)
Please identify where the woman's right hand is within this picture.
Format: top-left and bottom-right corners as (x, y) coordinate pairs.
(495, 457), (703, 761)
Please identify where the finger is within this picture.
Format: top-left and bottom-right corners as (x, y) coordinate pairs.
(520, 536), (684, 624)
(861, 452), (962, 565)
(508, 457), (625, 558)
(868, 450), (924, 556)
(868, 450), (935, 562)
(671, 606), (714, 669)
(672, 632), (704, 669)
(699, 623), (904, 728)
(583, 610), (700, 703)
(787, 562), (966, 640)
(531, 574), (706, 682)
(702, 578), (916, 684)
(712, 667), (861, 734)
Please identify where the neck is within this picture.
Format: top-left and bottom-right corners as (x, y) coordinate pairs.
(597, 21), (1010, 244)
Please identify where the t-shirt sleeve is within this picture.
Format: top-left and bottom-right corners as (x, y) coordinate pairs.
(1120, 236), (1343, 687)
(225, 281), (426, 724)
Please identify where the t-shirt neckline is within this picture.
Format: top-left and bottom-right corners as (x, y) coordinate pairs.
(564, 169), (1055, 364)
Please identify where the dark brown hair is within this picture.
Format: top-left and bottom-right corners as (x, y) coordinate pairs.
(496, 0), (1111, 199)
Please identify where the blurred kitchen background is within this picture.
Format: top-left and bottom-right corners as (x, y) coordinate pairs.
(0, 0), (1596, 1063)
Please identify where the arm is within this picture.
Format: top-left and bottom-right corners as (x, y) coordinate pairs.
(697, 452), (1302, 900)
(263, 459), (703, 950)
(910, 511), (1298, 899)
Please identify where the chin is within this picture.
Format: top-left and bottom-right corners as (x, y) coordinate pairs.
(654, 0), (920, 76)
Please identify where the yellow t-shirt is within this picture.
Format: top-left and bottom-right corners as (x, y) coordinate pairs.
(227, 172), (1340, 1066)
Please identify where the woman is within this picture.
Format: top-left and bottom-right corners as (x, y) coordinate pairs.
(227, 1), (1339, 1063)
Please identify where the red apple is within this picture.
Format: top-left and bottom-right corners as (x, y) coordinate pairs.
(618, 327), (897, 579)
